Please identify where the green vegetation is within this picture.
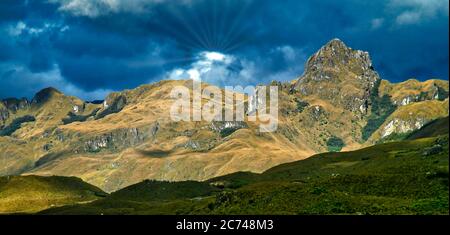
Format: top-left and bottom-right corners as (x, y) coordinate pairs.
(220, 128), (239, 138)
(95, 95), (126, 119)
(108, 180), (218, 202)
(437, 87), (449, 101)
(376, 116), (449, 144)
(39, 134), (449, 215)
(376, 132), (411, 144)
(0, 115), (35, 136)
(407, 117), (449, 140)
(62, 108), (100, 124)
(327, 136), (345, 152)
(0, 175), (106, 214)
(295, 98), (309, 113)
(2, 112), (447, 215)
(362, 80), (397, 141)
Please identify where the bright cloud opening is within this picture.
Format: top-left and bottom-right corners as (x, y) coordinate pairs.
(203, 52), (226, 62)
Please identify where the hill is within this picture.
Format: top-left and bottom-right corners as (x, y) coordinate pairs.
(0, 175), (106, 214)
(407, 116), (449, 140)
(39, 132), (449, 215)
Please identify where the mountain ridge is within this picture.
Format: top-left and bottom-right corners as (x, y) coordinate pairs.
(0, 39), (448, 192)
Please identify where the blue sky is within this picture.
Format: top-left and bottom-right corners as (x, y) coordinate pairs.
(0, 0), (448, 100)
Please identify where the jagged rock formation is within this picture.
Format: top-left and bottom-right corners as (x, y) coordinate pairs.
(0, 104), (9, 126)
(210, 121), (248, 137)
(2, 98), (30, 111)
(95, 94), (127, 119)
(0, 39), (448, 192)
(293, 39), (380, 115)
(83, 125), (158, 153)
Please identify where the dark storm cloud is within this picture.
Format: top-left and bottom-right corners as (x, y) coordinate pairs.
(0, 0), (448, 100)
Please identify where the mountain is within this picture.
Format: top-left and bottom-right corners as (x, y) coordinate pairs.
(293, 38), (379, 115)
(0, 39), (448, 192)
(0, 87), (101, 175)
(0, 175), (106, 214)
(1, 80), (317, 192)
(38, 133), (449, 215)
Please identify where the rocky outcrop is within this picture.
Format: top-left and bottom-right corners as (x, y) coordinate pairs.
(0, 115), (36, 136)
(381, 80), (449, 106)
(95, 94), (127, 119)
(381, 118), (426, 138)
(393, 85), (449, 106)
(83, 124), (159, 153)
(299, 39), (375, 82)
(1, 98), (30, 111)
(210, 121), (248, 137)
(293, 39), (380, 115)
(62, 107), (100, 125)
(0, 106), (9, 126)
(0, 98), (30, 125)
(183, 140), (203, 151)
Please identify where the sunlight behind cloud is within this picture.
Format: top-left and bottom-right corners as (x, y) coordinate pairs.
(165, 50), (256, 87)
(203, 52), (226, 61)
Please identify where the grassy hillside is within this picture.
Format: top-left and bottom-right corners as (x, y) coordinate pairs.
(367, 100), (449, 144)
(407, 116), (449, 140)
(39, 133), (449, 215)
(0, 175), (106, 214)
(108, 180), (219, 202)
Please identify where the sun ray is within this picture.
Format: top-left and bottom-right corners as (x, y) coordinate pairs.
(212, 0), (219, 49)
(165, 4), (210, 50)
(195, 3), (215, 50)
(223, 36), (256, 53)
(221, 24), (254, 52)
(180, 4), (214, 50)
(154, 23), (206, 52)
(216, 0), (232, 51)
(217, 0), (253, 50)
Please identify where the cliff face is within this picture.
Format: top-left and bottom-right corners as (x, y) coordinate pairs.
(0, 103), (9, 126)
(368, 99), (449, 143)
(0, 39), (448, 192)
(293, 39), (380, 115)
(289, 39), (448, 146)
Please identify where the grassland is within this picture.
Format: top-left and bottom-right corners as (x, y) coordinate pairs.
(38, 133), (449, 215)
(0, 175), (106, 214)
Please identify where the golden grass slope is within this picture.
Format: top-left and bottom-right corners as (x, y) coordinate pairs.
(380, 79), (449, 105)
(3, 78), (448, 192)
(368, 98), (449, 143)
(17, 80), (314, 192)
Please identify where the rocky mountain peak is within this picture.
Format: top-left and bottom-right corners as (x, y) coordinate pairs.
(293, 39), (380, 114)
(303, 38), (375, 81)
(321, 38), (349, 52)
